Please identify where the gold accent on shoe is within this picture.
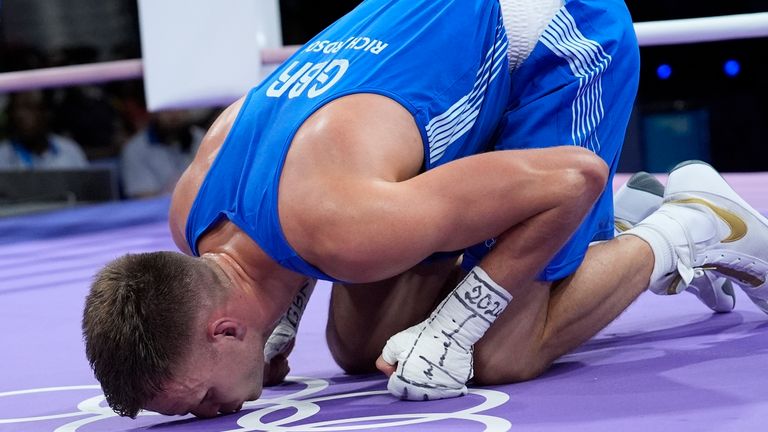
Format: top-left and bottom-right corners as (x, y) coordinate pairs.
(708, 265), (765, 288)
(667, 274), (682, 295)
(668, 197), (748, 243)
(614, 220), (632, 233)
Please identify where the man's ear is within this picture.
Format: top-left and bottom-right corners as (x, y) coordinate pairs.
(207, 318), (247, 342)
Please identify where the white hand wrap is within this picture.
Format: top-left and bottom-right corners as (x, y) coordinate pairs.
(264, 278), (316, 362)
(382, 267), (512, 400)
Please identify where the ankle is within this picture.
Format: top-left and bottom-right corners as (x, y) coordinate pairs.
(620, 204), (719, 286)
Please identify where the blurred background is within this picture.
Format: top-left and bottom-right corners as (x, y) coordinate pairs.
(0, 0), (765, 215)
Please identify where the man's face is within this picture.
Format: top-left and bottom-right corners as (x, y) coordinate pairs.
(10, 91), (48, 140)
(145, 344), (264, 418)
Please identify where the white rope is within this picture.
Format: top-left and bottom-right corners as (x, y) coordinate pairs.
(635, 12), (768, 47)
(0, 60), (144, 93)
(0, 13), (766, 93)
(0, 46), (301, 93)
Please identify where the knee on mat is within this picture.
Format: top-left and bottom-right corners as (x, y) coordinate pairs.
(473, 358), (549, 385)
(330, 346), (379, 374)
(326, 324), (380, 374)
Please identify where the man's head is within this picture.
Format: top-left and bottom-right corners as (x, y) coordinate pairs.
(82, 251), (266, 418)
(7, 90), (51, 148)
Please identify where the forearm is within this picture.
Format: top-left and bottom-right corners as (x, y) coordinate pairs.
(305, 147), (605, 284)
(264, 278), (316, 362)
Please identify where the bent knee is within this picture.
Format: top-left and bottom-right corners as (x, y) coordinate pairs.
(326, 321), (380, 374)
(331, 350), (379, 375)
(473, 360), (549, 385)
(566, 147), (608, 196)
(550, 147), (608, 208)
(472, 344), (552, 384)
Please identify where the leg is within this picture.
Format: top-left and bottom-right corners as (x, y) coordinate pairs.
(473, 235), (652, 383)
(376, 165), (606, 399)
(327, 258), (461, 373)
(463, 0), (646, 380)
(378, 0), (642, 399)
(474, 158), (768, 382)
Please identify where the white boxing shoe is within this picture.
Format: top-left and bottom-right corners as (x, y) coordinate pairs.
(614, 171), (736, 313)
(614, 171), (666, 234)
(628, 161), (768, 314)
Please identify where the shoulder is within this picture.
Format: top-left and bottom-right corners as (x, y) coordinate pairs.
(51, 135), (82, 152)
(50, 135), (88, 165)
(0, 140), (12, 154)
(0, 140), (16, 166)
(168, 97), (247, 253)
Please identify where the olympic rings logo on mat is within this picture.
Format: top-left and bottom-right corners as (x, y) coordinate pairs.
(0, 377), (512, 431)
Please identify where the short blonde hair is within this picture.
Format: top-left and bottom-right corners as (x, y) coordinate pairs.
(82, 251), (216, 417)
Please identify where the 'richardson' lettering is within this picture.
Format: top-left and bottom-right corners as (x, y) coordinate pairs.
(306, 36), (389, 55)
(266, 59), (350, 99)
(369, 41), (389, 54)
(353, 37), (371, 50)
(304, 40), (345, 54)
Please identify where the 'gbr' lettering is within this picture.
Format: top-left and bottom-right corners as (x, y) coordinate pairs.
(266, 60), (350, 99)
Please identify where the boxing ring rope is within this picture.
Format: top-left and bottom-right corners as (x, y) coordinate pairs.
(0, 13), (766, 93)
(0, 46), (303, 93)
(634, 12), (768, 46)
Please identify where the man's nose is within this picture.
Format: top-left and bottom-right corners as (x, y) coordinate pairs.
(191, 402), (220, 418)
(220, 401), (244, 414)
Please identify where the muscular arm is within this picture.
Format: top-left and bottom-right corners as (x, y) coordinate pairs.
(279, 94), (603, 283)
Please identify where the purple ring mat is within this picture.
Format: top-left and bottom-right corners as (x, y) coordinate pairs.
(2, 172), (767, 432)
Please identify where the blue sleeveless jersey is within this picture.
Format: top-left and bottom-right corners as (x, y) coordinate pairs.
(185, 0), (511, 281)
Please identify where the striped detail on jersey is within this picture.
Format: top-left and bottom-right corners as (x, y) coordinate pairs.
(425, 16), (509, 165)
(540, 8), (612, 153)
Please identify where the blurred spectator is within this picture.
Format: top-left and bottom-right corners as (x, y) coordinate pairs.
(49, 46), (124, 161)
(107, 79), (150, 144)
(120, 110), (204, 198)
(52, 86), (123, 161)
(0, 91), (88, 169)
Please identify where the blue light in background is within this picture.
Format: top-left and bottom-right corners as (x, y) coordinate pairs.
(724, 59), (741, 77)
(656, 64), (672, 80)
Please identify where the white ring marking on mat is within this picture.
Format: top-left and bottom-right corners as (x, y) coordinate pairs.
(0, 377), (511, 431)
